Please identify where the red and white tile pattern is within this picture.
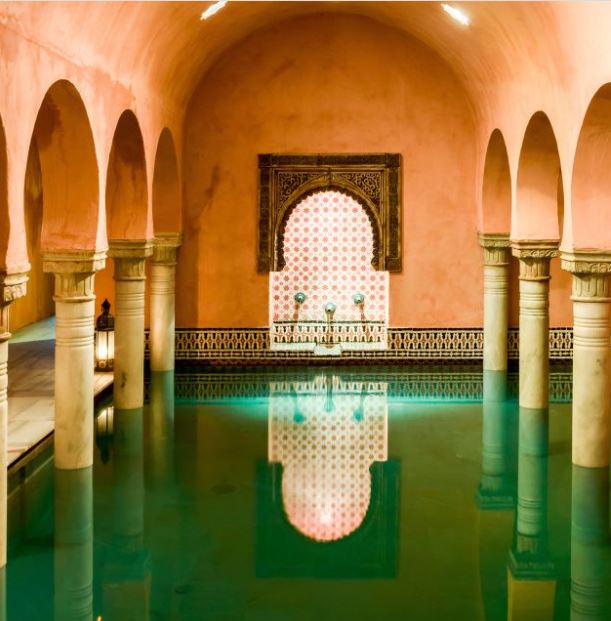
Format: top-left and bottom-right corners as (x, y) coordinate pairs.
(270, 191), (389, 323)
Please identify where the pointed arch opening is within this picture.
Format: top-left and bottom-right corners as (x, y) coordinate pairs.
(481, 129), (511, 234)
(31, 80), (99, 250)
(571, 84), (611, 249)
(513, 112), (563, 241)
(152, 128), (181, 234)
(106, 110), (149, 241)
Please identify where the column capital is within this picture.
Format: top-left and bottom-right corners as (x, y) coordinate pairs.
(108, 239), (154, 260)
(0, 263), (30, 304)
(152, 232), (183, 265)
(511, 240), (558, 280)
(479, 233), (510, 266)
(109, 239), (153, 281)
(561, 251), (611, 302)
(42, 249), (106, 302)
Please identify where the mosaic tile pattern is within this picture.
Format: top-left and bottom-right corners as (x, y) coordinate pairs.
(270, 191), (388, 326)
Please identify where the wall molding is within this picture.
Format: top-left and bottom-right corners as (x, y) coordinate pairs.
(144, 327), (573, 363)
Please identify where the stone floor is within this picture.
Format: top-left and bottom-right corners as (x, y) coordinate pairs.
(7, 316), (113, 466)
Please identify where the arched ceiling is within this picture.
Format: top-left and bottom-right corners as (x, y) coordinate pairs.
(3, 1), (604, 120)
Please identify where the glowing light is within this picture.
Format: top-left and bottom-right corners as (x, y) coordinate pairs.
(441, 3), (470, 26)
(201, 0), (228, 20)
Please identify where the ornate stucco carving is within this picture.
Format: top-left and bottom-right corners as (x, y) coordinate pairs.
(561, 250), (611, 301)
(258, 154), (402, 273)
(152, 232), (183, 265)
(479, 233), (510, 266)
(511, 240), (559, 281)
(108, 239), (153, 281)
(0, 264), (30, 304)
(42, 250), (106, 301)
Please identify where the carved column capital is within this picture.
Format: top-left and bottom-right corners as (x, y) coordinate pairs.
(43, 250), (106, 302)
(0, 264), (29, 306)
(152, 232), (183, 265)
(109, 239), (153, 281)
(561, 250), (611, 302)
(479, 233), (510, 266)
(511, 240), (559, 281)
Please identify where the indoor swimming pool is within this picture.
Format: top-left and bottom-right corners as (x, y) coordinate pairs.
(5, 366), (608, 621)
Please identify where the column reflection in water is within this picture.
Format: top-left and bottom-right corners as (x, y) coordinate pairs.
(145, 372), (176, 619)
(145, 372), (175, 491)
(507, 407), (556, 620)
(103, 407), (150, 621)
(477, 370), (517, 509)
(477, 371), (517, 621)
(571, 466), (610, 620)
(268, 374), (387, 542)
(54, 467), (93, 621)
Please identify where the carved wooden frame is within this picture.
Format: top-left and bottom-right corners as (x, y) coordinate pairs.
(258, 153), (402, 272)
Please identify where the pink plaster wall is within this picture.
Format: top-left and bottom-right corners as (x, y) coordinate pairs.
(182, 14), (481, 329)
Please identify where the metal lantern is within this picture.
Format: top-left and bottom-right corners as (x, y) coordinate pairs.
(95, 298), (115, 371)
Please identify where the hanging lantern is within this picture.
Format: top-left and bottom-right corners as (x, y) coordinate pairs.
(95, 298), (115, 371)
(95, 405), (114, 464)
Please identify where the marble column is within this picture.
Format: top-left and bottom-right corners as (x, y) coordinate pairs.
(108, 240), (153, 410)
(480, 234), (511, 372)
(561, 252), (611, 467)
(570, 466), (610, 621)
(150, 233), (182, 372)
(43, 252), (105, 470)
(511, 241), (558, 410)
(0, 268), (28, 568)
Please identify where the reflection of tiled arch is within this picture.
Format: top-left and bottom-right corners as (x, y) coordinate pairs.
(258, 153), (402, 273)
(269, 376), (388, 542)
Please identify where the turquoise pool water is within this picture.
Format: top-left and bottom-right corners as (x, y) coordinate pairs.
(6, 367), (610, 620)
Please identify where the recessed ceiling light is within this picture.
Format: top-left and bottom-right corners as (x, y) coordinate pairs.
(201, 0), (228, 21)
(441, 3), (470, 26)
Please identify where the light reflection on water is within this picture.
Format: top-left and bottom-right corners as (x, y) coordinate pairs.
(4, 367), (610, 620)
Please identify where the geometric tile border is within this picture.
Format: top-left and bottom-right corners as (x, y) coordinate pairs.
(144, 327), (573, 362)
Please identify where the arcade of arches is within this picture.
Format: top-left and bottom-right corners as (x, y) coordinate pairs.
(1, 0), (611, 607)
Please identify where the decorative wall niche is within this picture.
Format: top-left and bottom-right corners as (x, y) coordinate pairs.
(258, 154), (402, 273)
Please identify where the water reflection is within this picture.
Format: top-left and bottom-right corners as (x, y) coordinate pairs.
(103, 407), (150, 620)
(508, 407), (556, 620)
(571, 466), (610, 620)
(54, 467), (93, 621)
(477, 370), (517, 510)
(268, 374), (388, 542)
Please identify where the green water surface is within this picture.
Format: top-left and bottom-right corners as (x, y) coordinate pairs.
(6, 367), (610, 620)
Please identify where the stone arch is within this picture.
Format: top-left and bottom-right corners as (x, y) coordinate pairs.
(152, 127), (181, 233)
(481, 129), (511, 234)
(571, 83), (611, 249)
(31, 80), (99, 250)
(513, 111), (563, 241)
(106, 110), (148, 240)
(276, 180), (381, 271)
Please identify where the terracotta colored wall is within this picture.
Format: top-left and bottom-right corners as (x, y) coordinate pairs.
(10, 140), (54, 331)
(182, 14), (482, 328)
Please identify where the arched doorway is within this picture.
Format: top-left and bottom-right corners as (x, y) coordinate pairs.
(270, 189), (389, 351)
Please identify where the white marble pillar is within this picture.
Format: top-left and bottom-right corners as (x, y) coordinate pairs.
(480, 234), (511, 371)
(511, 241), (558, 410)
(561, 252), (611, 468)
(0, 268), (28, 568)
(150, 233), (182, 372)
(109, 240), (152, 410)
(43, 252), (105, 470)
